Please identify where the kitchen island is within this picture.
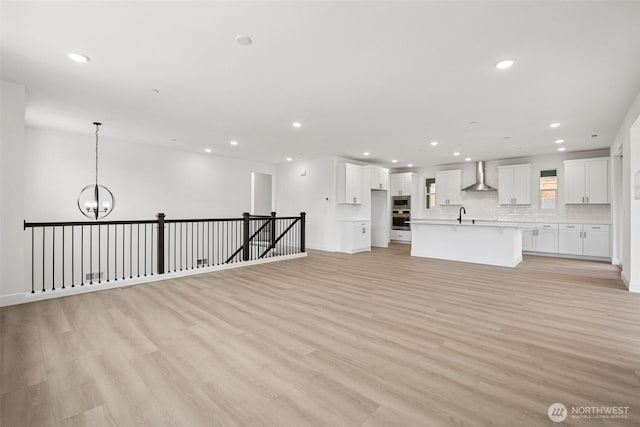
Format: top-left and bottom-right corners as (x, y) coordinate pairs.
(410, 219), (524, 267)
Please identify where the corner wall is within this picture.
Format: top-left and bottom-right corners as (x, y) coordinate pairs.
(610, 88), (640, 292)
(0, 81), (26, 300)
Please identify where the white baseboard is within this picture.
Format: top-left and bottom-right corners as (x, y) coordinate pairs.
(305, 243), (336, 252)
(0, 253), (307, 307)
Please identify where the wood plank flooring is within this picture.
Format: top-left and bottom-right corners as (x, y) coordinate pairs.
(2, 244), (639, 426)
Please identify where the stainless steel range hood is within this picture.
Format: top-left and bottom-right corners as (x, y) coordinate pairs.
(462, 161), (497, 192)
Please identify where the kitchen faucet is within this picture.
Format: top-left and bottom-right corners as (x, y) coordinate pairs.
(457, 206), (466, 224)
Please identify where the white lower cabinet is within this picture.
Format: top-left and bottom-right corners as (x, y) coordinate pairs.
(337, 220), (371, 254)
(522, 223), (558, 254)
(582, 225), (610, 257)
(390, 230), (411, 243)
(558, 224), (610, 257)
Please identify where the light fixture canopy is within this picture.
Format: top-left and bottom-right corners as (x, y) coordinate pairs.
(77, 122), (115, 220)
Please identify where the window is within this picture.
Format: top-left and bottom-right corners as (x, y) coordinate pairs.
(425, 178), (436, 209)
(540, 169), (557, 209)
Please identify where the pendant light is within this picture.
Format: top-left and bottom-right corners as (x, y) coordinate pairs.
(77, 122), (115, 220)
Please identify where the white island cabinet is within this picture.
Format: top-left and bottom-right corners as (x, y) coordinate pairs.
(410, 220), (524, 268)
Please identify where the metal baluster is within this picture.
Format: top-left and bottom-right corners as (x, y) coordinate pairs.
(31, 228), (34, 293)
(52, 227), (55, 290)
(168, 221), (171, 272)
(112, 226), (115, 278)
(129, 224), (133, 279)
(191, 222), (194, 269)
(122, 224), (125, 280)
(62, 226), (65, 289)
(42, 227), (46, 292)
(81, 226), (84, 285)
(90, 225), (93, 285)
(151, 223), (154, 275)
(196, 222), (199, 268)
(98, 224), (101, 283)
(137, 224), (140, 277)
(144, 223), (147, 276)
(180, 223), (183, 271)
(72, 226), (75, 287)
(106, 225), (109, 282)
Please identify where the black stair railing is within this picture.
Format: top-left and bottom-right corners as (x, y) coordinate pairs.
(24, 212), (306, 294)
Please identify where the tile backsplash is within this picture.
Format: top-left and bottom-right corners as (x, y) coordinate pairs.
(416, 190), (611, 224)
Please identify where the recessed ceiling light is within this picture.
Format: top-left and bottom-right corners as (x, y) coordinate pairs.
(407, 164), (413, 167)
(549, 122), (561, 128)
(453, 152), (461, 156)
(430, 141), (439, 146)
(465, 157), (472, 161)
(292, 122), (302, 128)
(286, 157), (292, 162)
(363, 152), (370, 156)
(391, 159), (398, 163)
(555, 139), (564, 144)
(205, 148), (212, 153)
(235, 35), (252, 45)
(230, 140), (238, 146)
(495, 60), (514, 70)
(68, 53), (90, 63)
(558, 147), (566, 151)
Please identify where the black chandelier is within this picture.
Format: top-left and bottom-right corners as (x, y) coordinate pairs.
(77, 122), (115, 220)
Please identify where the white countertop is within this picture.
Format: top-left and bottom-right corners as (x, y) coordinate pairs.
(410, 219), (523, 228)
(412, 218), (611, 226)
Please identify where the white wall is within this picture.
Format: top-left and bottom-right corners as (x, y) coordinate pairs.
(276, 157), (339, 251)
(1, 80), (26, 301)
(401, 149), (612, 224)
(610, 88), (640, 292)
(275, 156), (372, 252)
(24, 127), (277, 221)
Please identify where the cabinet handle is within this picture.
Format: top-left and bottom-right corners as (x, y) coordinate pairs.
(583, 231), (586, 238)
(353, 197), (356, 203)
(379, 183), (382, 189)
(586, 196), (589, 203)
(582, 196), (585, 203)
(592, 226), (601, 229)
(362, 228), (366, 234)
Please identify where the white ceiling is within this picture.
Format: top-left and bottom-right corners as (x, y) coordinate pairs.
(2, 1), (640, 166)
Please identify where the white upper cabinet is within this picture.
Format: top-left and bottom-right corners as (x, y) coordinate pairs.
(498, 164), (531, 205)
(336, 163), (363, 204)
(563, 157), (609, 204)
(435, 170), (463, 205)
(368, 166), (389, 191)
(390, 173), (415, 197)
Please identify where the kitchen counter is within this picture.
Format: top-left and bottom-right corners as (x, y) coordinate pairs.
(412, 217), (611, 225)
(410, 220), (524, 268)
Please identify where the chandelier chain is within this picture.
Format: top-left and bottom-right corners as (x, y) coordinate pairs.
(95, 123), (100, 187)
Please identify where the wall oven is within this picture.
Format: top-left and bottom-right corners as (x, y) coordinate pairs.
(392, 212), (410, 230)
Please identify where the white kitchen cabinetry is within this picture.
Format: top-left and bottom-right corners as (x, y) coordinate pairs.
(498, 164), (531, 205)
(336, 163), (363, 204)
(390, 229), (411, 243)
(582, 225), (610, 257)
(563, 158), (609, 204)
(390, 173), (415, 197)
(368, 166), (389, 191)
(337, 220), (371, 253)
(559, 224), (583, 255)
(558, 224), (610, 257)
(435, 170), (463, 206)
(522, 223), (558, 253)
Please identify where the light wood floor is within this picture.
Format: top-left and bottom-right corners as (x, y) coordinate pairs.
(2, 244), (639, 426)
